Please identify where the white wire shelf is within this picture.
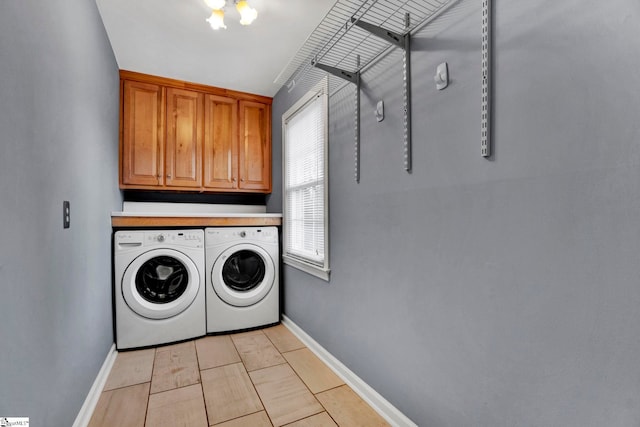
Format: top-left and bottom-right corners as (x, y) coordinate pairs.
(274, 0), (492, 180)
(274, 0), (453, 94)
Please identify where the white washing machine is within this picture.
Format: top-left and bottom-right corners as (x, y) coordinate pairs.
(205, 227), (279, 333)
(114, 229), (206, 350)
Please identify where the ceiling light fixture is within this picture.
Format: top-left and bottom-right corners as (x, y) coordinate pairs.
(204, 0), (258, 30)
(206, 9), (227, 30)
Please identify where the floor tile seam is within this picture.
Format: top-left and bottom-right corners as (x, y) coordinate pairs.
(229, 329), (268, 345)
(278, 407), (327, 427)
(142, 382), (151, 427)
(150, 342), (202, 395)
(229, 330), (288, 373)
(228, 330), (254, 367)
(144, 347), (161, 426)
(312, 383), (348, 397)
(244, 359), (289, 373)
(248, 359), (330, 426)
(262, 327), (306, 354)
(199, 360), (246, 377)
(194, 336), (242, 366)
(280, 347), (308, 357)
(246, 360), (311, 393)
(269, 355), (331, 402)
(282, 410), (340, 427)
(148, 379), (204, 396)
(193, 337), (213, 426)
(153, 344), (200, 369)
(281, 362), (341, 423)
(209, 409), (268, 427)
(236, 356), (272, 424)
(101, 379), (151, 393)
(103, 351), (156, 392)
(276, 343), (352, 411)
(154, 340), (195, 354)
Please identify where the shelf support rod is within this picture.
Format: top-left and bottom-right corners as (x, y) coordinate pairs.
(311, 57), (362, 182)
(350, 14), (412, 172)
(354, 55), (361, 183)
(481, 0), (492, 157)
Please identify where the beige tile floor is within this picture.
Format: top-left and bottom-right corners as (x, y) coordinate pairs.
(88, 324), (390, 427)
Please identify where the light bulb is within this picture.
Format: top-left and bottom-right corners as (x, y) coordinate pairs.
(204, 0), (226, 9)
(206, 9), (226, 30)
(236, 0), (257, 25)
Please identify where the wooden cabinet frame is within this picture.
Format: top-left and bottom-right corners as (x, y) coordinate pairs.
(119, 70), (272, 194)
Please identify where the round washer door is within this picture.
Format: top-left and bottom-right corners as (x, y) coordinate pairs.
(211, 243), (275, 307)
(122, 248), (200, 320)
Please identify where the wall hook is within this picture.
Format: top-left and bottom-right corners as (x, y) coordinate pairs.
(434, 62), (449, 90)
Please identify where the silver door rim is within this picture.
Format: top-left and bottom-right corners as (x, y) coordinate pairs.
(211, 243), (275, 307)
(122, 248), (200, 319)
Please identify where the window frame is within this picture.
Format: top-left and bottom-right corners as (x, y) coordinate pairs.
(281, 77), (330, 281)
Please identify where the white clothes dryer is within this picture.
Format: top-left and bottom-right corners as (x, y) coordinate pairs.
(205, 227), (279, 333)
(114, 229), (205, 350)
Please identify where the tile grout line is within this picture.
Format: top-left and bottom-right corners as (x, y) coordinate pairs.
(103, 326), (366, 427)
(229, 331), (274, 426)
(260, 326), (335, 426)
(101, 380), (150, 393)
(193, 338), (211, 427)
(237, 328), (324, 426)
(142, 348), (159, 427)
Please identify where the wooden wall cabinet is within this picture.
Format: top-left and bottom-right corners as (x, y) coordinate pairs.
(204, 94), (238, 190)
(121, 80), (164, 187)
(239, 100), (271, 192)
(119, 71), (272, 193)
(165, 87), (203, 189)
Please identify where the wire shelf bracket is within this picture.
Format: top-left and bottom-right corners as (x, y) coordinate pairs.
(311, 57), (362, 182)
(312, 13), (413, 179)
(351, 13), (412, 173)
(278, 0), (456, 181)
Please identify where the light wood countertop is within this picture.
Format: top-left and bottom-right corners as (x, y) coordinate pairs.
(111, 213), (282, 228)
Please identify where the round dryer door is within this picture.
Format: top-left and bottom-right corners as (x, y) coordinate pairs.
(211, 243), (275, 307)
(122, 248), (200, 320)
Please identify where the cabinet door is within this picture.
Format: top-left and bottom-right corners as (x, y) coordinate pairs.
(121, 81), (164, 186)
(165, 88), (203, 188)
(203, 95), (238, 190)
(238, 100), (271, 192)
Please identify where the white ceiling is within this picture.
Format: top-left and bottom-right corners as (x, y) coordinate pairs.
(96, 0), (336, 97)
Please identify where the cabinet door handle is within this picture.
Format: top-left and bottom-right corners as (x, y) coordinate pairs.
(167, 175), (172, 179)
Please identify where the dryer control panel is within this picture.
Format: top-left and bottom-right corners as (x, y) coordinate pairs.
(205, 227), (278, 245)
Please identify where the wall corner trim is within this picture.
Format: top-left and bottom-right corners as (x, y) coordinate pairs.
(281, 315), (418, 427)
(72, 344), (117, 427)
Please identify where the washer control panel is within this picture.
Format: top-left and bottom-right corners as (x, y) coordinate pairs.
(115, 230), (203, 249)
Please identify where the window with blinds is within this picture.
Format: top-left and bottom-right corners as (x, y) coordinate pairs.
(282, 77), (329, 281)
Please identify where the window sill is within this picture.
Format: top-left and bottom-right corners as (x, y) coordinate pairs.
(283, 255), (330, 282)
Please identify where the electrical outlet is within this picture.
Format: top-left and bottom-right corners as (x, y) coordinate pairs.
(63, 201), (70, 229)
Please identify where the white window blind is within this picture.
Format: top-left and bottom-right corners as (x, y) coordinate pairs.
(282, 78), (329, 280)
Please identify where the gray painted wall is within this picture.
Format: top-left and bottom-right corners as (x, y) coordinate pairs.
(269, 0), (640, 425)
(0, 0), (121, 425)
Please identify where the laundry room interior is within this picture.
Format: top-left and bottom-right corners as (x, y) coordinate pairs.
(1, 0), (640, 426)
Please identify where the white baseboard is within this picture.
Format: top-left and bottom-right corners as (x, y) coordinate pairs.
(72, 343), (117, 427)
(281, 316), (417, 427)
